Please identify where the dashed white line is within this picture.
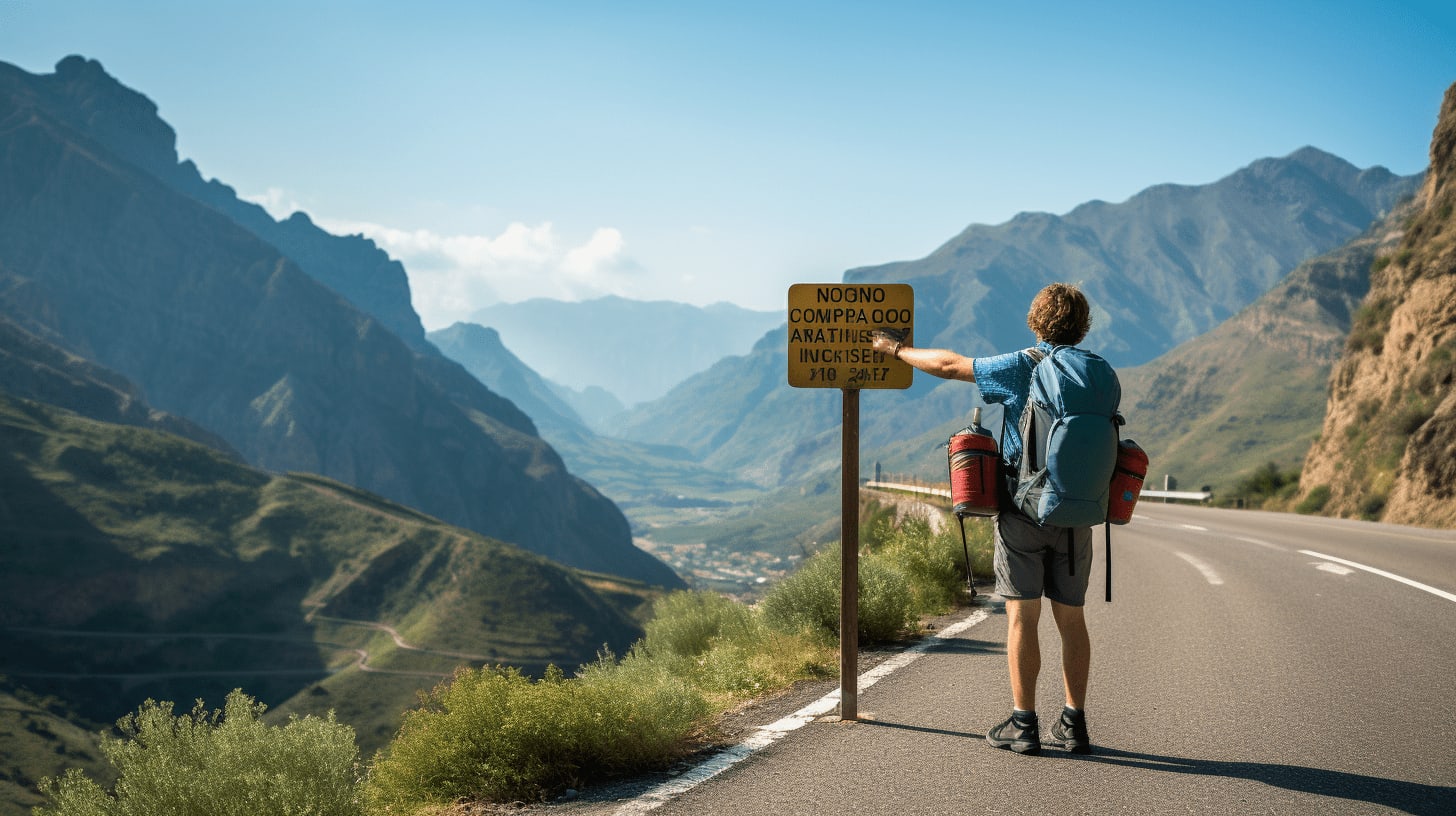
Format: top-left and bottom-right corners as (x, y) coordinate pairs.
(1173, 551), (1224, 585)
(1300, 550), (1456, 604)
(611, 608), (993, 815)
(1235, 535), (1284, 551)
(1180, 524), (1209, 532)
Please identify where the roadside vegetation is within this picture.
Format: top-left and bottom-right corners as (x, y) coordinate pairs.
(33, 506), (992, 816)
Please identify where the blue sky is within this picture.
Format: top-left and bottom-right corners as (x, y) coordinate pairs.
(2, 1), (1453, 327)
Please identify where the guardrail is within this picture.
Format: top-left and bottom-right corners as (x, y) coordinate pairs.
(866, 481), (1213, 503)
(1140, 489), (1214, 502)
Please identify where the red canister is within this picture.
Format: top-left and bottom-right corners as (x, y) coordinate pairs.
(948, 408), (999, 517)
(1107, 439), (1148, 525)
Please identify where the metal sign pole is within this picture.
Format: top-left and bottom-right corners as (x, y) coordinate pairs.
(840, 386), (859, 721)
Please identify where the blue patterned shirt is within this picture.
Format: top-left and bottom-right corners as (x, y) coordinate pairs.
(971, 340), (1054, 469)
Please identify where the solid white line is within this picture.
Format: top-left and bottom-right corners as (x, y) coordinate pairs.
(1300, 550), (1456, 604)
(612, 608), (993, 815)
(1173, 551), (1223, 585)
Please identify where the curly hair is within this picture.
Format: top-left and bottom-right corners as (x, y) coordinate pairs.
(1026, 283), (1091, 345)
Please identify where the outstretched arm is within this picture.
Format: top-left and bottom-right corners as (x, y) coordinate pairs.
(871, 332), (977, 383)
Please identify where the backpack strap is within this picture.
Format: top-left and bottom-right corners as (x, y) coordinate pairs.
(1106, 414), (1123, 603)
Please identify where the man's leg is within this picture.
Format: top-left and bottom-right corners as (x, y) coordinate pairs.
(1048, 599), (1093, 753)
(1005, 597), (1042, 710)
(1049, 600), (1089, 709)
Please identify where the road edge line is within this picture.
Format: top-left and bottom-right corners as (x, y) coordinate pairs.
(611, 607), (993, 815)
(1299, 549), (1456, 604)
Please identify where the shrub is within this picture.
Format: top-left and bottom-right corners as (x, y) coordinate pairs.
(1359, 493), (1388, 520)
(874, 516), (991, 616)
(362, 659), (708, 812)
(35, 690), (360, 816)
(760, 546), (916, 643)
(1227, 462), (1300, 509)
(643, 590), (755, 658)
(1295, 485), (1332, 515)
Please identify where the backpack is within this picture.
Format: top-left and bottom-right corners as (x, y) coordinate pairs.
(1011, 346), (1122, 527)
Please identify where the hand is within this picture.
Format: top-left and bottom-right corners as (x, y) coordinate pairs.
(871, 331), (903, 358)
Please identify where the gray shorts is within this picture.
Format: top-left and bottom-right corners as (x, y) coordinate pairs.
(994, 510), (1094, 606)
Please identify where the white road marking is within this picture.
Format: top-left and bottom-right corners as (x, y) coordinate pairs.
(1173, 551), (1224, 585)
(1300, 550), (1456, 604)
(1315, 562), (1356, 576)
(1235, 536), (1284, 551)
(1180, 524), (1209, 531)
(612, 608), (993, 814)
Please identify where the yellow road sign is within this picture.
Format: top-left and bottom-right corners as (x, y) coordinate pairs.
(787, 283), (913, 389)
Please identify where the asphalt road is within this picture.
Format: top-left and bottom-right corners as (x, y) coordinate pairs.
(594, 504), (1456, 815)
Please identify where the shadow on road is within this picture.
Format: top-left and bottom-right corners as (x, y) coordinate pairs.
(1059, 746), (1452, 816)
(920, 637), (1003, 656)
(858, 722), (1450, 815)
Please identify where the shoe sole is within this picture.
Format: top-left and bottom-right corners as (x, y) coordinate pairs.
(986, 735), (1041, 755)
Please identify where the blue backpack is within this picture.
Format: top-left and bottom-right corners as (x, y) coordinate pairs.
(1012, 346), (1122, 527)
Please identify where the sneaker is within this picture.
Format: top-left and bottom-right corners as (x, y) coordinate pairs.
(986, 713), (1040, 755)
(1051, 708), (1091, 754)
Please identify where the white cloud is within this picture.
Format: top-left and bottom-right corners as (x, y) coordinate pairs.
(314, 217), (648, 330)
(240, 187), (306, 220)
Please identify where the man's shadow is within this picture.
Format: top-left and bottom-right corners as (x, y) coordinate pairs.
(861, 720), (1453, 816)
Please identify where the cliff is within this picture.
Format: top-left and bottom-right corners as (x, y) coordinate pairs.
(1299, 82), (1456, 526)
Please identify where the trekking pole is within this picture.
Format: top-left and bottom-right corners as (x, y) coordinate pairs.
(956, 514), (977, 600)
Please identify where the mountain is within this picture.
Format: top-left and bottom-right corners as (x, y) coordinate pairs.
(1118, 200), (1416, 493)
(469, 295), (784, 410)
(614, 149), (1421, 493)
(1299, 82), (1456, 526)
(0, 312), (236, 455)
(0, 57), (680, 587)
(427, 320), (765, 524)
(845, 146), (1417, 369)
(0, 55), (428, 351)
(0, 392), (655, 779)
(428, 322), (589, 441)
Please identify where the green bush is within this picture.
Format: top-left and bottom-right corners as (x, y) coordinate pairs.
(1295, 485), (1332, 515)
(362, 658), (708, 812)
(874, 516), (990, 616)
(35, 690), (360, 816)
(643, 590), (755, 658)
(760, 546), (916, 643)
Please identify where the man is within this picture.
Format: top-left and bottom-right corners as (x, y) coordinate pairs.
(871, 282), (1098, 756)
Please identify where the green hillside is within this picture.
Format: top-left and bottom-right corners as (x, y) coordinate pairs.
(0, 392), (656, 813)
(1118, 202), (1414, 496)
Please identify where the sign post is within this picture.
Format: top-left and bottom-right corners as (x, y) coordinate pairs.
(786, 283), (913, 721)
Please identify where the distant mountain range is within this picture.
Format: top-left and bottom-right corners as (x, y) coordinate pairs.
(0, 55), (679, 588)
(611, 147), (1421, 496)
(469, 296), (783, 410)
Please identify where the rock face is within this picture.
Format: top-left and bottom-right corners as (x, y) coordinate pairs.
(0, 57), (681, 586)
(1299, 82), (1456, 527)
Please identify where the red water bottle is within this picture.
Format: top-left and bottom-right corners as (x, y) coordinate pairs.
(948, 407), (999, 517)
(1107, 439), (1148, 524)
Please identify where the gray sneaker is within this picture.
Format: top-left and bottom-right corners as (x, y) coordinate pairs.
(1051, 708), (1091, 754)
(986, 714), (1040, 755)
